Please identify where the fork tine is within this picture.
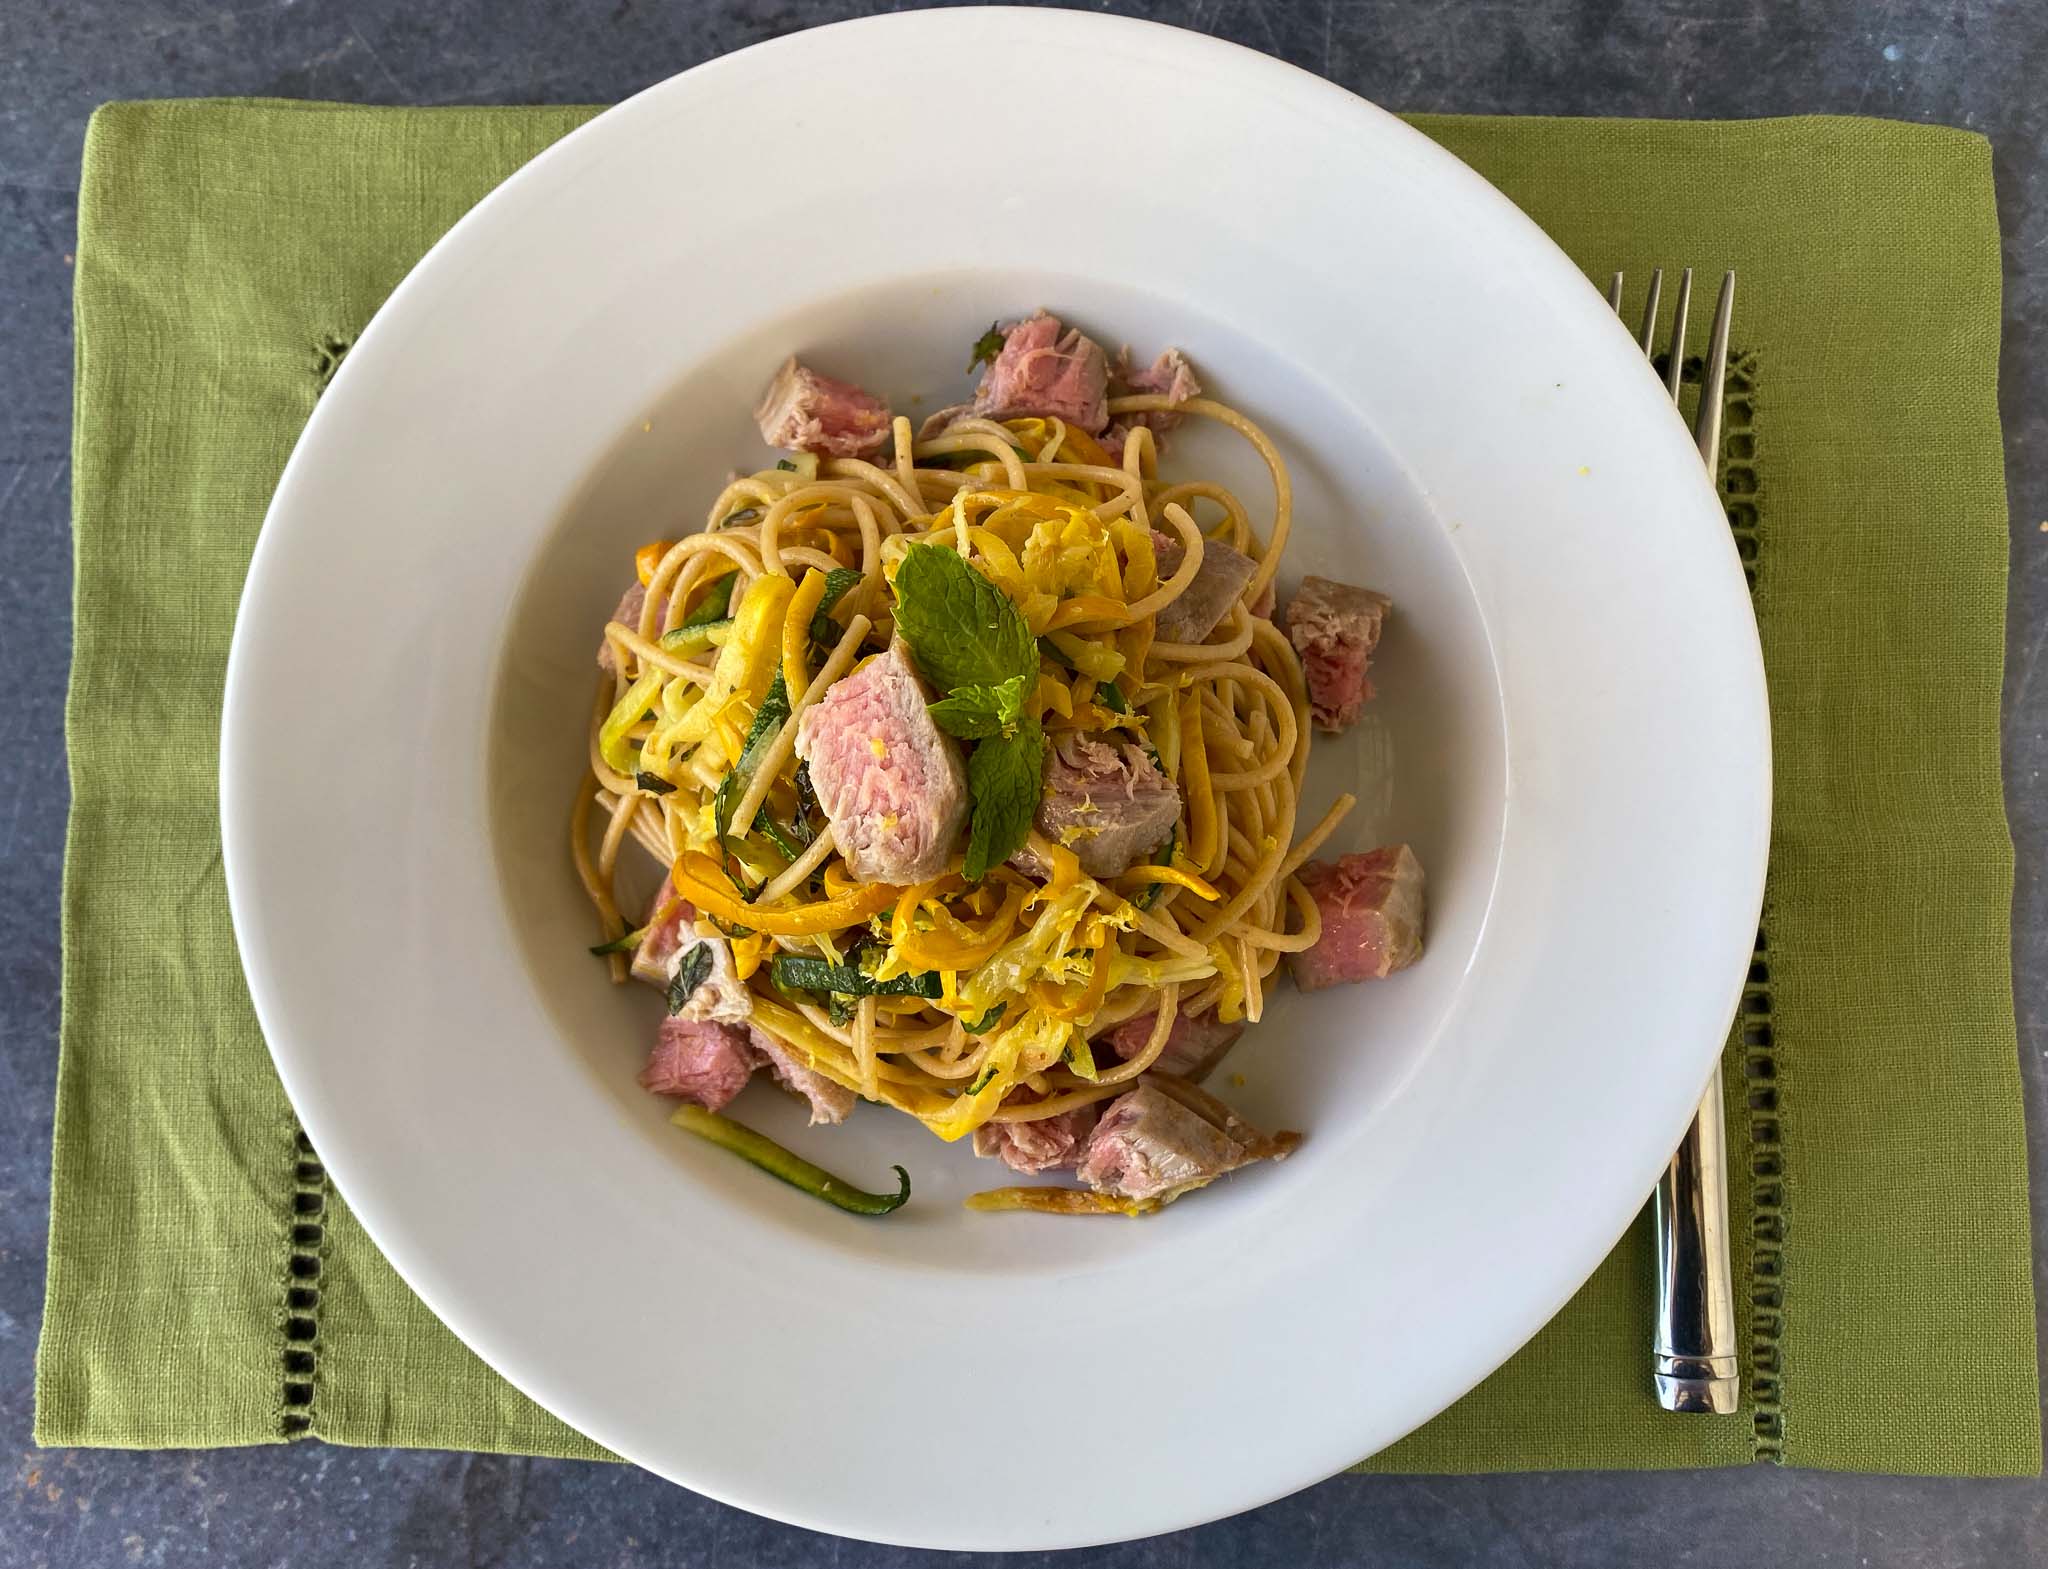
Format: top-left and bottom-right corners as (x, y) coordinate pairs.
(1694, 271), (1736, 467)
(1606, 271), (1624, 312)
(1663, 268), (1693, 402)
(1635, 268), (1664, 355)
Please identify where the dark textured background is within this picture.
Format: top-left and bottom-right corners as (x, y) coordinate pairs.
(4, 2), (2044, 1564)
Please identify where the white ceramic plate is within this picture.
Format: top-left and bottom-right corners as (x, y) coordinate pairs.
(222, 8), (1768, 1550)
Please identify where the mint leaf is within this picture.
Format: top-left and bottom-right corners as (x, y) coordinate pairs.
(928, 673), (1030, 740)
(968, 322), (1006, 374)
(928, 690), (1007, 739)
(892, 543), (1037, 695)
(992, 672), (1029, 722)
(964, 720), (1045, 880)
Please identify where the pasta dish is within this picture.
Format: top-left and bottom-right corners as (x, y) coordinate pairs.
(572, 311), (1424, 1215)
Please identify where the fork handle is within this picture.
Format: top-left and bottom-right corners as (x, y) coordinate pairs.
(1652, 1065), (1740, 1412)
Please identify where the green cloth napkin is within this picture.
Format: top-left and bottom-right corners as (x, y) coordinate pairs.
(37, 101), (2039, 1476)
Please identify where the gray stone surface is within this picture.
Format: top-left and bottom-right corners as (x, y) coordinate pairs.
(2, 0), (2044, 1563)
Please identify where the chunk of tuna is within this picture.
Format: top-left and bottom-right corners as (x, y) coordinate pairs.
(1287, 845), (1425, 991)
(753, 356), (893, 458)
(598, 581), (670, 676)
(1076, 1076), (1298, 1205)
(1099, 1005), (1245, 1082)
(748, 1029), (855, 1126)
(792, 644), (968, 884)
(1284, 575), (1391, 732)
(1097, 345), (1202, 465)
(970, 310), (1110, 433)
(1032, 734), (1180, 879)
(972, 1104), (1101, 1174)
(640, 1017), (757, 1109)
(1152, 531), (1259, 644)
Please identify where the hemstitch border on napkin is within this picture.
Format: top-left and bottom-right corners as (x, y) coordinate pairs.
(1716, 352), (1784, 1463)
(279, 1123), (328, 1437)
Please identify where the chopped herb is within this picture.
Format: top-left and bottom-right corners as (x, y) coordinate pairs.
(775, 458), (799, 472)
(961, 1004), (1007, 1035)
(717, 507), (761, 529)
(794, 762), (822, 841)
(967, 322), (1006, 373)
(770, 955), (944, 999)
(752, 810), (803, 862)
(588, 926), (643, 956)
(1097, 681), (1129, 715)
(709, 917), (755, 940)
(671, 1104), (910, 1215)
(666, 942), (714, 1014)
(634, 770), (677, 796)
(966, 1065), (999, 1094)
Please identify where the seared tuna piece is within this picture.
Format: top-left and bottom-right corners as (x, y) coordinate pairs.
(1287, 845), (1425, 991)
(1032, 734), (1180, 879)
(1152, 530), (1259, 644)
(1284, 575), (1390, 732)
(793, 643), (968, 884)
(970, 310), (1110, 433)
(754, 356), (893, 458)
(972, 1104), (1101, 1174)
(1098, 1006), (1244, 1082)
(1077, 1078), (1298, 1205)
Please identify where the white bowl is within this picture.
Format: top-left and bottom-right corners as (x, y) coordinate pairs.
(222, 7), (1768, 1549)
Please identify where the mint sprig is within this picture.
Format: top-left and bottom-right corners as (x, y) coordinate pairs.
(891, 544), (1046, 878)
(928, 672), (1030, 741)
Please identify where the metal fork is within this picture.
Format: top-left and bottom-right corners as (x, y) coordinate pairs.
(1609, 266), (1741, 1414)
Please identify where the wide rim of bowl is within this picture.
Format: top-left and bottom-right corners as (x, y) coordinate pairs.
(222, 7), (1769, 1549)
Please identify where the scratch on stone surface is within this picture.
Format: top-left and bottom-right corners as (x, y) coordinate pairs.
(0, 463), (28, 521)
(2010, 608), (2048, 718)
(135, 0), (295, 42)
(342, 13), (411, 95)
